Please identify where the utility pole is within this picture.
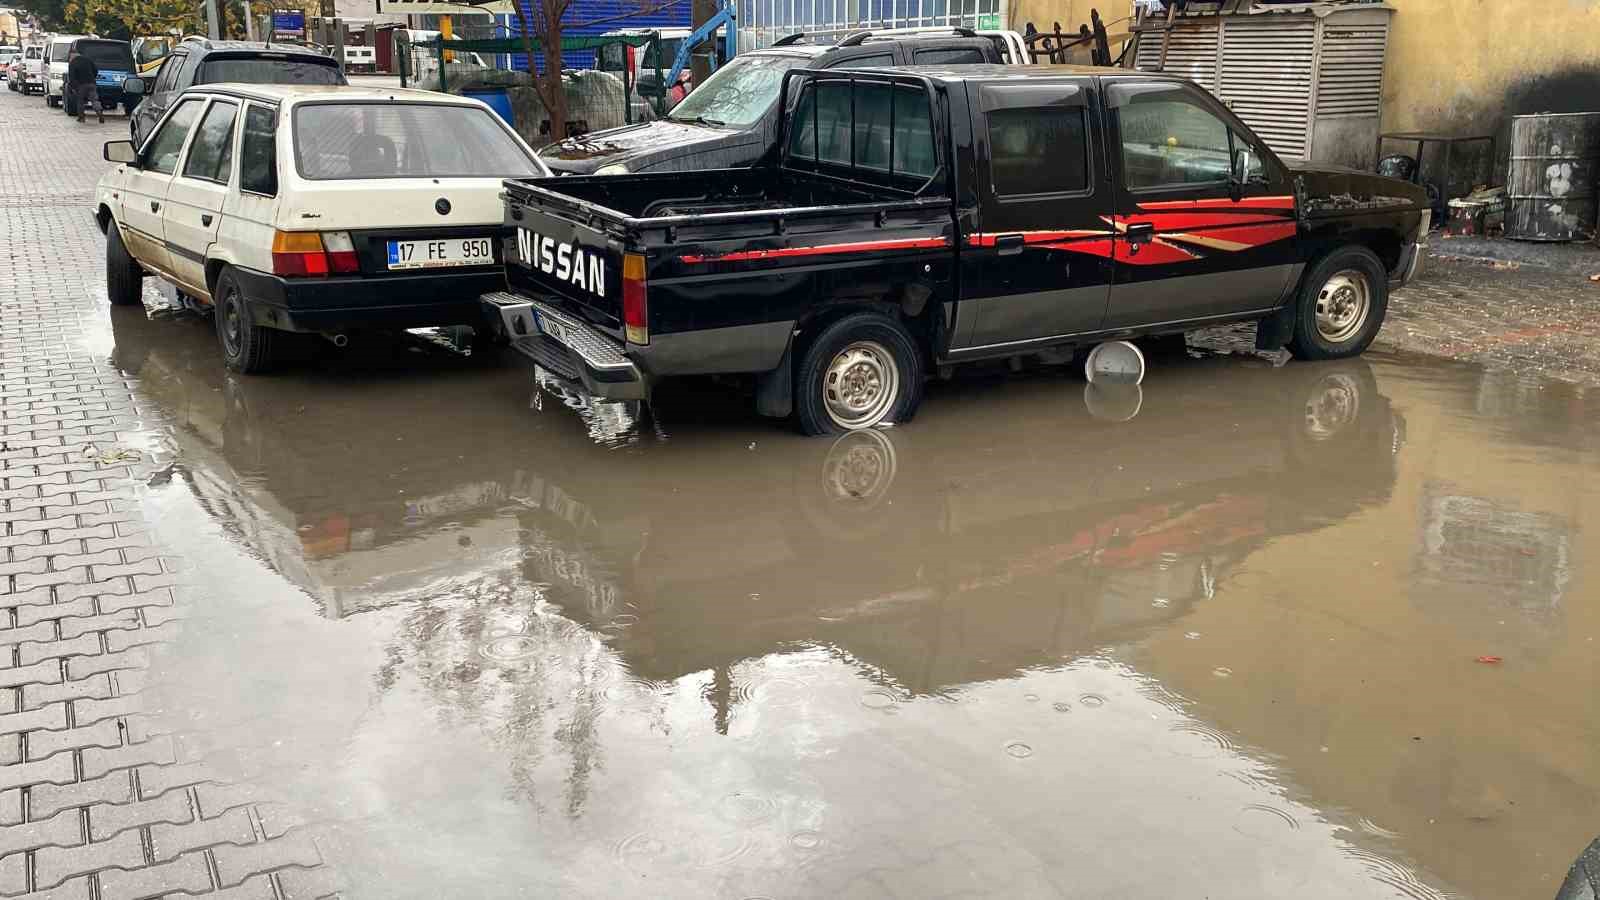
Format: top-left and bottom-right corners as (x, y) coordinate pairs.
(203, 0), (222, 39)
(244, 0), (256, 40)
(690, 0), (715, 87)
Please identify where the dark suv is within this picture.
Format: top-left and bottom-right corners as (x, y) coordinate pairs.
(538, 28), (1003, 175)
(127, 39), (344, 147)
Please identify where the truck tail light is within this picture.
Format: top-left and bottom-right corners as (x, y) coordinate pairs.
(322, 231), (360, 274)
(622, 252), (648, 345)
(272, 231), (329, 277)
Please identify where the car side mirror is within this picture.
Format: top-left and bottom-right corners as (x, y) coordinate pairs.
(104, 140), (138, 165)
(121, 76), (145, 95)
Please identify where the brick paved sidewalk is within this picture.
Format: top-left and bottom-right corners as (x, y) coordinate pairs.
(1381, 254), (1600, 389)
(1, 94), (340, 898)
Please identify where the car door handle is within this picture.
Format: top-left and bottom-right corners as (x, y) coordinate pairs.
(150, 201), (160, 213)
(994, 233), (1025, 256)
(201, 214), (212, 227)
(1124, 222), (1155, 245)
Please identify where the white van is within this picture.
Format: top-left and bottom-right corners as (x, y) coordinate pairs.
(44, 34), (91, 108)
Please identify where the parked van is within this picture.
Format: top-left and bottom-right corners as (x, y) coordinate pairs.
(43, 34), (90, 108)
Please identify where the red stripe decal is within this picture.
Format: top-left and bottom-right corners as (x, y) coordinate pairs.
(1122, 211), (1290, 230)
(680, 236), (949, 264)
(1137, 195), (1295, 212)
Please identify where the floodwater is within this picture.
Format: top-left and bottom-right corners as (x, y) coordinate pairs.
(107, 305), (1598, 899)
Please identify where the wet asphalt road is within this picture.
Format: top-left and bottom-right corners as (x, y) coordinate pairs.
(6, 86), (1600, 899)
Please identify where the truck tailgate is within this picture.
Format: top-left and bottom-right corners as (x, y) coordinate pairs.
(503, 184), (625, 338)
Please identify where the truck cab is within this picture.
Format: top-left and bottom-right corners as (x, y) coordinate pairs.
(489, 65), (1429, 434)
(538, 28), (1002, 176)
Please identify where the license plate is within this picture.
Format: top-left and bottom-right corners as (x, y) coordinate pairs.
(386, 237), (494, 270)
(534, 310), (568, 345)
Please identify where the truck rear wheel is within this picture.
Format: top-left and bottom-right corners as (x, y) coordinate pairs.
(794, 313), (924, 435)
(1287, 246), (1388, 360)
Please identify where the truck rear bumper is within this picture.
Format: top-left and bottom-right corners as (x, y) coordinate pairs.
(482, 291), (648, 402)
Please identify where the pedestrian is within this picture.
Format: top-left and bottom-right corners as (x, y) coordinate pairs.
(65, 49), (101, 124)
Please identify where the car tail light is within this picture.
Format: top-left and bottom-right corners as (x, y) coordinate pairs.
(322, 231), (360, 274)
(622, 252), (648, 345)
(272, 231), (329, 277)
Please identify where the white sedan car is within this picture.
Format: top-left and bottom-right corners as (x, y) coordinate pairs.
(95, 84), (549, 372)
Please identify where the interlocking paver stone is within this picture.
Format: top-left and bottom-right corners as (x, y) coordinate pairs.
(97, 851), (213, 900)
(150, 806), (255, 861)
(32, 828), (144, 890)
(88, 789), (193, 842)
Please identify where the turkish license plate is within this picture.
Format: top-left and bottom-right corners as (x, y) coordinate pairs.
(386, 237), (494, 270)
(534, 310), (568, 345)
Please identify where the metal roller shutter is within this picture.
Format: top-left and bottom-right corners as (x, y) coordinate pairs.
(1316, 23), (1388, 117)
(1218, 16), (1315, 161)
(1134, 20), (1221, 91)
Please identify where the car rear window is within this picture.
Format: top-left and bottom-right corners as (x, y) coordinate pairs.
(197, 57), (344, 86)
(293, 102), (542, 180)
(788, 78), (938, 187)
(77, 41), (133, 71)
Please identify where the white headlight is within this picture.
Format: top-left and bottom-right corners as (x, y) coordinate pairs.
(594, 163), (630, 176)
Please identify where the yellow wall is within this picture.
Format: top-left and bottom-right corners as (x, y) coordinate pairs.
(1383, 0), (1600, 137)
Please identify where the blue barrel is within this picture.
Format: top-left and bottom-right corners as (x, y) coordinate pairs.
(462, 88), (513, 127)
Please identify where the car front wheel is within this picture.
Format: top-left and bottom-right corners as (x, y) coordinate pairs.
(214, 269), (278, 374)
(1287, 246), (1389, 361)
(794, 313), (925, 435)
(105, 223), (144, 307)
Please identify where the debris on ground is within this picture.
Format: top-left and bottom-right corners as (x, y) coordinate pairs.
(1476, 656), (1504, 664)
(82, 444), (142, 464)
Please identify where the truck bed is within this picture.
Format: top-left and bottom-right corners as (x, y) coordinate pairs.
(504, 169), (910, 224)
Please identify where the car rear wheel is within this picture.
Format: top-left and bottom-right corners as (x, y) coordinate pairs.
(1287, 246), (1389, 360)
(794, 313), (924, 436)
(105, 224), (144, 307)
(214, 269), (278, 374)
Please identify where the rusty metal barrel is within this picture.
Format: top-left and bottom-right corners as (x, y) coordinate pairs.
(1505, 112), (1600, 242)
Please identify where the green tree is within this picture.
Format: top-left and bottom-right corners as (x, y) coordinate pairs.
(61, 0), (202, 38)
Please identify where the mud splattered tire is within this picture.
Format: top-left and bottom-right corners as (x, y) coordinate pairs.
(105, 223), (143, 307)
(794, 313), (924, 436)
(1288, 246), (1388, 360)
(214, 268), (277, 374)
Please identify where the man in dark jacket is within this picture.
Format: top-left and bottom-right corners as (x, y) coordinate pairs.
(65, 49), (101, 124)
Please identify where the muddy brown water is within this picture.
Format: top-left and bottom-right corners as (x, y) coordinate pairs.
(108, 305), (1598, 899)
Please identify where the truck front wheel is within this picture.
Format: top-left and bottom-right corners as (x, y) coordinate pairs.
(794, 313), (925, 435)
(1287, 246), (1388, 360)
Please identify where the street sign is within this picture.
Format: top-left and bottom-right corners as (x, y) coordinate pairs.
(272, 9), (306, 36)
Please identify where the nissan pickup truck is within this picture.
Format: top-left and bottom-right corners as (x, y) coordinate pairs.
(483, 64), (1430, 434)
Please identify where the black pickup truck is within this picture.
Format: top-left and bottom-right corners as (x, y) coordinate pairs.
(483, 64), (1430, 434)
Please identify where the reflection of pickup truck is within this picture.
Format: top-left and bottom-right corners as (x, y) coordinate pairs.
(485, 65), (1430, 434)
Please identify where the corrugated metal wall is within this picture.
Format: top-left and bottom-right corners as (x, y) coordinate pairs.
(736, 0), (1004, 51)
(508, 0), (693, 71)
(1136, 9), (1388, 164)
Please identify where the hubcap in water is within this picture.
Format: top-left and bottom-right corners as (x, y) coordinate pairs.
(823, 341), (898, 429)
(1314, 270), (1371, 343)
(1302, 373), (1360, 441)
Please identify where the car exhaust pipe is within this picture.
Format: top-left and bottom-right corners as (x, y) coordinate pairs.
(324, 333), (349, 348)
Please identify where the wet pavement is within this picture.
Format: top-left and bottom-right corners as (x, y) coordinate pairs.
(5, 88), (1600, 899)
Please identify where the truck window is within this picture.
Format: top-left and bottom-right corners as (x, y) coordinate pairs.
(989, 106), (1089, 196)
(1114, 83), (1232, 190)
(789, 79), (936, 182)
(912, 47), (986, 64)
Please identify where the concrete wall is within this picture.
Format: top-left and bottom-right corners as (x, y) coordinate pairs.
(1381, 0), (1600, 192)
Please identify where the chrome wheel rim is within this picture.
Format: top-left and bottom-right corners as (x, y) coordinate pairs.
(1315, 270), (1371, 343)
(823, 341), (898, 430)
(1302, 373), (1360, 441)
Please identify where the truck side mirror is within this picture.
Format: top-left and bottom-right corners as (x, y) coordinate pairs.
(121, 76), (145, 95)
(104, 140), (138, 165)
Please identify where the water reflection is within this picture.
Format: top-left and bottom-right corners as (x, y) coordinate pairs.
(111, 304), (1600, 900)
